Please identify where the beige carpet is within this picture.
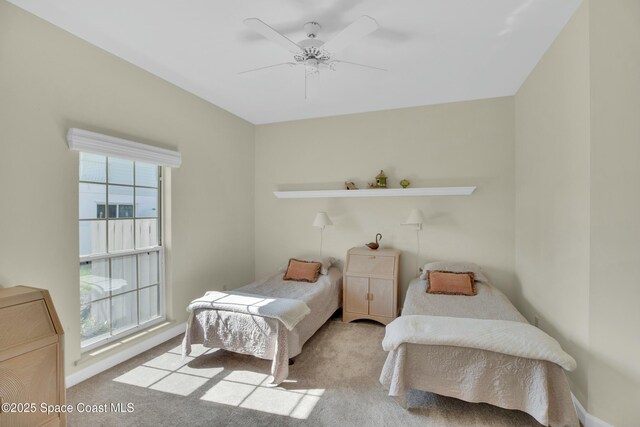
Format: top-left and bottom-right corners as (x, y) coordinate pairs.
(67, 316), (543, 426)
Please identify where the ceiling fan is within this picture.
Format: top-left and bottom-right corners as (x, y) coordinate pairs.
(240, 16), (385, 99)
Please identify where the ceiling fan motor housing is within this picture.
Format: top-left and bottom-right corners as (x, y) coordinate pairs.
(295, 40), (330, 63)
(295, 22), (330, 64)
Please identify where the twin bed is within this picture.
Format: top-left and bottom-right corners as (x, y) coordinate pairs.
(182, 257), (578, 426)
(380, 263), (579, 427)
(182, 262), (342, 384)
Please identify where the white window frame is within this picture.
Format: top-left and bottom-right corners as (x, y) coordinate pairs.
(80, 248), (167, 351)
(79, 160), (166, 352)
(69, 128), (179, 352)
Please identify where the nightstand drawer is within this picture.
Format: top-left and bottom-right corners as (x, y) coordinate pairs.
(0, 300), (55, 349)
(346, 254), (395, 276)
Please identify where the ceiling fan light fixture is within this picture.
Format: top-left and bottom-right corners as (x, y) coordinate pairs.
(305, 58), (319, 74)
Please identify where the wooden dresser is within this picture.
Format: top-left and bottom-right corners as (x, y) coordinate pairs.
(343, 247), (400, 325)
(0, 286), (65, 427)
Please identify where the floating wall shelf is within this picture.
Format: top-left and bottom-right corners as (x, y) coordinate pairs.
(273, 186), (476, 199)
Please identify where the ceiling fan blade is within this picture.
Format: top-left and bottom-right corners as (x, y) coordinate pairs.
(330, 60), (387, 72)
(243, 18), (302, 54)
(321, 15), (379, 53)
(238, 62), (297, 75)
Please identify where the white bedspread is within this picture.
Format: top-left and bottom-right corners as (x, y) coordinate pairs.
(380, 278), (579, 427)
(383, 315), (577, 371)
(186, 291), (310, 331)
(182, 268), (342, 385)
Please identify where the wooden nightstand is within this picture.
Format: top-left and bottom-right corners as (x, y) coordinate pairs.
(0, 286), (65, 427)
(342, 247), (400, 325)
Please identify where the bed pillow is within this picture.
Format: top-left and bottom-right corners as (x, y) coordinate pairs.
(279, 256), (335, 275)
(283, 259), (322, 283)
(419, 261), (489, 283)
(427, 271), (476, 296)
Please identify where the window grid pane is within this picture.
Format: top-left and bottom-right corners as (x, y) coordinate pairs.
(80, 153), (106, 183)
(80, 299), (110, 345)
(79, 220), (107, 256)
(80, 259), (109, 304)
(79, 157), (162, 349)
(79, 183), (106, 219)
(139, 285), (160, 324)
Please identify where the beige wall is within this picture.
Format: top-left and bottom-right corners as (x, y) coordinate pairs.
(0, 1), (255, 375)
(588, 1), (640, 425)
(2, 0), (639, 424)
(254, 98), (516, 305)
(516, 1), (640, 425)
(514, 2), (591, 404)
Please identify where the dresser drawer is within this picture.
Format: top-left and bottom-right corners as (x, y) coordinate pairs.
(346, 254), (395, 276)
(0, 343), (60, 427)
(0, 287), (65, 426)
(0, 300), (55, 350)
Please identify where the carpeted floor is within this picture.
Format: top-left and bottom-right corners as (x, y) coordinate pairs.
(67, 316), (544, 426)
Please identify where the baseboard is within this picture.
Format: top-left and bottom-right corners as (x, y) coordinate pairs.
(572, 394), (613, 427)
(65, 322), (186, 388)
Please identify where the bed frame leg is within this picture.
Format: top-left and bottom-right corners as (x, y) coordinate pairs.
(397, 395), (408, 409)
(289, 358), (294, 366)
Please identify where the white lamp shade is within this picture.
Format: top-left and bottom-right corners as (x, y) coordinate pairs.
(403, 209), (425, 226)
(313, 212), (333, 228)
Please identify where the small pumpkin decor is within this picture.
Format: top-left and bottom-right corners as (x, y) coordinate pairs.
(366, 233), (383, 250)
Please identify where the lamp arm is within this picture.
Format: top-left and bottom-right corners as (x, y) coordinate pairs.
(416, 225), (422, 274)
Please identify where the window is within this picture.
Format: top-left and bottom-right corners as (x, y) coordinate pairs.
(79, 153), (164, 350)
(97, 204), (134, 219)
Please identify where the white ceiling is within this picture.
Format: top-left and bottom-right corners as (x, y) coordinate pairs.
(9, 0), (582, 124)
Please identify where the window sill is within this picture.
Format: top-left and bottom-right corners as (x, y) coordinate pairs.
(74, 319), (177, 366)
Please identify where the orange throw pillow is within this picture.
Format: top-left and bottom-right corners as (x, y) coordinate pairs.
(427, 270), (476, 296)
(283, 259), (322, 283)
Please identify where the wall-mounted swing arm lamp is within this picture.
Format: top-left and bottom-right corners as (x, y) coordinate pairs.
(313, 212), (333, 257)
(402, 209), (425, 274)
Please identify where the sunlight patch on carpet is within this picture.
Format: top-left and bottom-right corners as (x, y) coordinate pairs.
(113, 366), (171, 387)
(201, 380), (257, 406)
(150, 372), (210, 396)
(200, 372), (325, 419)
(112, 345), (324, 419)
(113, 345), (213, 393)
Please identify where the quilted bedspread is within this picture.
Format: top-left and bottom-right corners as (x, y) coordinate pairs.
(380, 278), (579, 427)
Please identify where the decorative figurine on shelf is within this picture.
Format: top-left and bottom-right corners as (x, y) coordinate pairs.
(366, 233), (383, 250)
(368, 170), (388, 188)
(400, 179), (410, 188)
(344, 181), (358, 190)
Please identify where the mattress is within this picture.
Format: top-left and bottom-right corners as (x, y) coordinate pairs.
(183, 267), (342, 384)
(380, 278), (579, 427)
(402, 277), (527, 321)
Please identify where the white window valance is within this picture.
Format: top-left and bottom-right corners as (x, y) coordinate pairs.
(67, 128), (181, 167)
